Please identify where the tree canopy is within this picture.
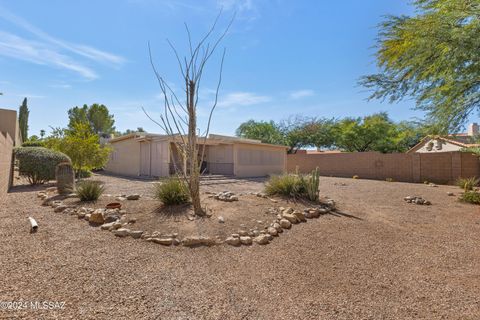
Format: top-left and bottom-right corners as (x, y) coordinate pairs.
(236, 113), (428, 153)
(360, 0), (480, 131)
(68, 103), (115, 135)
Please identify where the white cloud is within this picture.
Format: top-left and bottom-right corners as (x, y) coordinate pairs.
(217, 0), (260, 21)
(289, 89), (315, 99)
(0, 5), (125, 79)
(49, 83), (72, 89)
(218, 91), (271, 107)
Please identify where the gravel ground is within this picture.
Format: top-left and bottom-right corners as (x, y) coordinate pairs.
(1, 175), (480, 319)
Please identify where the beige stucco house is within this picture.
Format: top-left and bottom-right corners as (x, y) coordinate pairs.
(105, 133), (287, 178)
(407, 123), (480, 153)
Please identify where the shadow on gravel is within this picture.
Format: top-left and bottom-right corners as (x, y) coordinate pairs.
(329, 210), (363, 220)
(8, 182), (55, 194)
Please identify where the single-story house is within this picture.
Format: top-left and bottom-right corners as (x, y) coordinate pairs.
(105, 133), (288, 178)
(407, 123), (480, 153)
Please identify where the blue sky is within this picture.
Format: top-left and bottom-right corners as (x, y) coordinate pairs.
(0, 0), (422, 137)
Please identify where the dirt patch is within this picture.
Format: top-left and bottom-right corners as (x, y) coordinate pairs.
(2, 174), (480, 319)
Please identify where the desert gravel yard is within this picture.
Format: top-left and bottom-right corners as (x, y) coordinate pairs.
(1, 174), (480, 320)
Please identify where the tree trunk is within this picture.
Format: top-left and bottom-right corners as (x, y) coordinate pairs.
(188, 80), (205, 216)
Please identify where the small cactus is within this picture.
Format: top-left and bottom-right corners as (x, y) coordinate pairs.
(305, 167), (320, 202)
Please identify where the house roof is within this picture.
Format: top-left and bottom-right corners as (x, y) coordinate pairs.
(109, 133), (288, 149)
(406, 135), (480, 153)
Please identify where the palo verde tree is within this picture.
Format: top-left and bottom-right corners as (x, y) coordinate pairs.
(18, 97), (29, 140)
(360, 0), (480, 131)
(144, 13), (233, 217)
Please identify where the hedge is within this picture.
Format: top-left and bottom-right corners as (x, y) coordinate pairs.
(22, 140), (45, 147)
(14, 147), (71, 185)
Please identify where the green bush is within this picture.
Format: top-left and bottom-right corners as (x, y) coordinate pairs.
(14, 147), (71, 185)
(456, 177), (479, 192)
(76, 180), (105, 201)
(265, 173), (306, 198)
(77, 169), (92, 178)
(154, 177), (190, 205)
(22, 140), (45, 147)
(459, 191), (480, 205)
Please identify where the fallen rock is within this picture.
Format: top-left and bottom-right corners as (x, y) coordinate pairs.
(279, 219), (292, 229)
(225, 236), (241, 246)
(113, 228), (129, 237)
(240, 236), (252, 245)
(126, 194), (140, 200)
(254, 234), (269, 245)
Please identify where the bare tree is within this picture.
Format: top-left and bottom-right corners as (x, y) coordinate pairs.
(144, 13), (233, 217)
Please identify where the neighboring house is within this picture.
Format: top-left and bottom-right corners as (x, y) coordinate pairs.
(407, 123), (480, 153)
(0, 108), (22, 146)
(105, 133), (288, 178)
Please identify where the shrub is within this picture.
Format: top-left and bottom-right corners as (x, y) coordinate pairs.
(77, 169), (92, 178)
(154, 177), (190, 205)
(22, 140), (45, 147)
(15, 147), (71, 185)
(265, 173), (306, 198)
(456, 177), (479, 192)
(304, 167), (320, 202)
(76, 180), (105, 201)
(352, 175), (359, 179)
(459, 191), (480, 205)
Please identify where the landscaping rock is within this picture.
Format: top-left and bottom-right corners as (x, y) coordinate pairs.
(54, 205), (69, 213)
(225, 236), (241, 246)
(100, 222), (115, 230)
(304, 208), (320, 218)
(218, 216), (225, 223)
(254, 234), (269, 245)
(104, 214), (120, 223)
(182, 236), (215, 247)
(213, 191), (239, 202)
(115, 196), (127, 201)
(89, 209), (105, 224)
(292, 210), (306, 222)
(50, 200), (63, 208)
(152, 238), (173, 246)
(240, 236), (252, 245)
(172, 238), (181, 246)
(238, 230), (248, 236)
(404, 196), (431, 205)
(267, 227), (278, 236)
(126, 194), (140, 200)
(279, 219), (292, 229)
(273, 222), (283, 233)
(282, 213), (299, 224)
(112, 221), (123, 230)
(129, 230), (144, 239)
(447, 192), (455, 196)
(113, 228), (129, 237)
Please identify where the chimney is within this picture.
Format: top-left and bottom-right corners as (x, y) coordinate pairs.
(468, 123), (479, 136)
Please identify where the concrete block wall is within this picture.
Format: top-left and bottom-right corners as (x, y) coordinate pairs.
(0, 132), (14, 203)
(287, 151), (480, 185)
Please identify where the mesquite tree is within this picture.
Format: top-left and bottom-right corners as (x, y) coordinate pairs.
(145, 14), (233, 217)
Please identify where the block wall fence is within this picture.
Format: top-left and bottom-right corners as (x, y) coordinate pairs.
(287, 151), (480, 184)
(0, 132), (14, 203)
